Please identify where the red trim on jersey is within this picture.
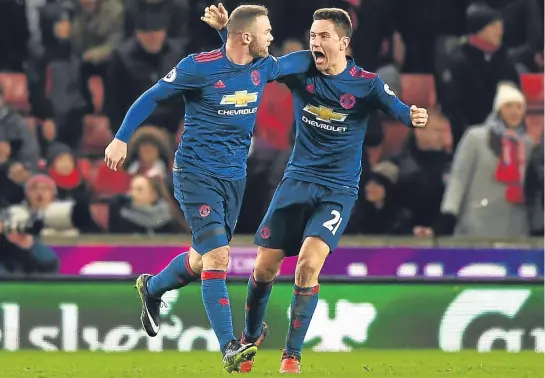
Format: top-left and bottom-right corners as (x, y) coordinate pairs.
(195, 49), (224, 63)
(349, 66), (376, 79)
(201, 271), (227, 280)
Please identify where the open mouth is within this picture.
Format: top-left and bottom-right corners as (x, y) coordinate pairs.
(313, 51), (326, 64)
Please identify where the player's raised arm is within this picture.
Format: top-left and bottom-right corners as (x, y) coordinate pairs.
(104, 56), (201, 170)
(370, 75), (428, 128)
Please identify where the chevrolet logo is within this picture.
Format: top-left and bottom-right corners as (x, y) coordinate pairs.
(220, 90), (258, 108)
(303, 104), (347, 122)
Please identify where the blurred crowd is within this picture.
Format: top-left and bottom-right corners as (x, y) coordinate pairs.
(0, 0), (543, 274)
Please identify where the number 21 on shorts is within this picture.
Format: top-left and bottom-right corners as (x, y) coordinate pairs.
(323, 210), (343, 235)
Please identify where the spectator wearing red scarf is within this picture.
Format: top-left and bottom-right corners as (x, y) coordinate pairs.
(46, 142), (88, 202)
(417, 82), (535, 237)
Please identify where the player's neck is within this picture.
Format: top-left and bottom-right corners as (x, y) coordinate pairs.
(225, 40), (253, 65)
(323, 57), (348, 76)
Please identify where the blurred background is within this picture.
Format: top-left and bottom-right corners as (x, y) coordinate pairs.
(0, 0), (543, 355)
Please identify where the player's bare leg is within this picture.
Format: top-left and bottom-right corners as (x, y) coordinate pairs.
(135, 248), (202, 337)
(201, 246), (257, 372)
(281, 237), (329, 374)
(239, 247), (284, 372)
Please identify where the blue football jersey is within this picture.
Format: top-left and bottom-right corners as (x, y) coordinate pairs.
(282, 58), (413, 191)
(115, 45), (313, 180)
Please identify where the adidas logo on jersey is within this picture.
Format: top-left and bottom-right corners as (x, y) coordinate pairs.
(214, 80), (226, 89)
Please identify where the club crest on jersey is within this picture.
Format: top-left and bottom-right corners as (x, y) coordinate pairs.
(260, 226), (270, 239)
(199, 204), (211, 218)
(303, 104), (347, 122)
(251, 70), (261, 86)
(340, 93), (356, 109)
(163, 68), (177, 83)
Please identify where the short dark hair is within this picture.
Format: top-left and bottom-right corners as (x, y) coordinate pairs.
(226, 5), (269, 34)
(313, 8), (352, 38)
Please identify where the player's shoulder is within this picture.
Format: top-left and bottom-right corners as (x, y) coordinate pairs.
(347, 62), (377, 81)
(180, 48), (226, 70)
(192, 48), (225, 64)
(252, 54), (278, 69)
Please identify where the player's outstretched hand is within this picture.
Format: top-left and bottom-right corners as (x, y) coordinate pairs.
(201, 3), (228, 30)
(104, 138), (127, 171)
(410, 105), (428, 128)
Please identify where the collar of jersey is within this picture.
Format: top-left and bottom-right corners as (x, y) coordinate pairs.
(221, 45), (256, 70)
(322, 57), (356, 79)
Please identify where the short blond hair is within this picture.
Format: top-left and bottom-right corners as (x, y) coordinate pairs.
(226, 5), (269, 34)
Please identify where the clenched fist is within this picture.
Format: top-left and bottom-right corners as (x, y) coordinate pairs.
(410, 105), (428, 128)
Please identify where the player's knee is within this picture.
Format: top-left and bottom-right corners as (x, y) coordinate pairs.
(188, 248), (203, 274)
(295, 239), (329, 286)
(201, 246), (230, 271)
(295, 256), (321, 283)
(254, 247), (284, 281)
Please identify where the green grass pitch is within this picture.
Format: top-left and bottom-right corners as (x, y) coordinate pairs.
(0, 351), (542, 377)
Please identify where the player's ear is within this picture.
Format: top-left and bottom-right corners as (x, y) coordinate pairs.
(340, 37), (350, 51)
(241, 31), (252, 45)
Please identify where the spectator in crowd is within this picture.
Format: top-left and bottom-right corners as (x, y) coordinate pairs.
(346, 162), (412, 235)
(123, 0), (190, 49)
(125, 126), (172, 179)
(27, 0), (95, 150)
(0, 219), (59, 276)
(107, 175), (187, 234)
(391, 110), (452, 229)
(7, 174), (99, 236)
(0, 140), (26, 208)
(0, 85), (40, 172)
(46, 142), (89, 201)
(438, 2), (520, 148)
(525, 134), (544, 235)
(105, 13), (184, 135)
(71, 0), (124, 112)
(474, 0), (544, 73)
(419, 82), (534, 237)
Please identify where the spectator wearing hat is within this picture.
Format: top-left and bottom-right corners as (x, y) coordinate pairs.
(125, 126), (173, 180)
(346, 162), (412, 235)
(417, 82), (535, 237)
(437, 2), (520, 149)
(8, 173), (99, 236)
(46, 142), (89, 201)
(105, 12), (184, 136)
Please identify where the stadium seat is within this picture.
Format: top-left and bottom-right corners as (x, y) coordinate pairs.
(77, 157), (95, 183)
(92, 161), (131, 198)
(400, 74), (437, 108)
(0, 73), (29, 112)
(88, 76), (104, 113)
(521, 74), (544, 111)
(381, 120), (410, 158)
(82, 115), (112, 155)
